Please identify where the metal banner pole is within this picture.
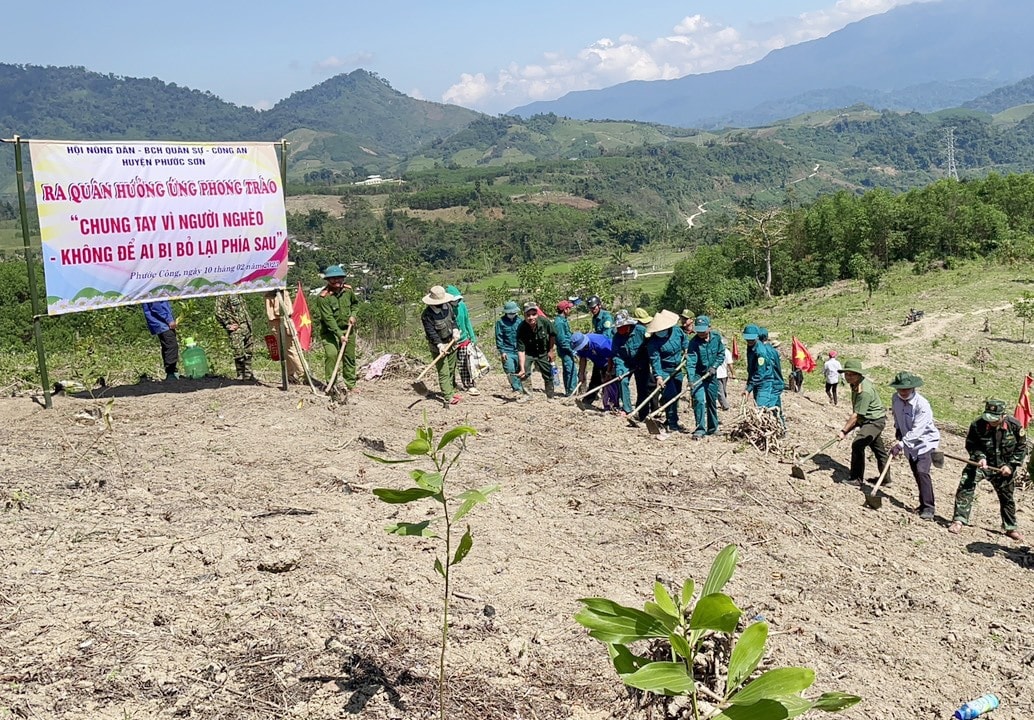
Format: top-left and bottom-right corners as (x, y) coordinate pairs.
(11, 135), (52, 408)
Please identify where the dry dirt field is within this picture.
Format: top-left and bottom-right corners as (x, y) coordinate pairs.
(2, 362), (1033, 719)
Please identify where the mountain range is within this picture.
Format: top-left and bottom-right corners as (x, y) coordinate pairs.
(511, 0), (1034, 128)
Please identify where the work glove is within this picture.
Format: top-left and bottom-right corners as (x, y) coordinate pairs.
(437, 342), (449, 354)
(451, 328), (461, 340)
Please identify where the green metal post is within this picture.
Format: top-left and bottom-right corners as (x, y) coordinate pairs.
(13, 136), (52, 408)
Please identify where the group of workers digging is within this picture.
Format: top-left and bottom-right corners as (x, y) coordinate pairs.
(416, 286), (1026, 544)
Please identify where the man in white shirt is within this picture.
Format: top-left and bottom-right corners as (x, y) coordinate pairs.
(889, 371), (941, 520)
(822, 350), (842, 405)
(715, 341), (734, 411)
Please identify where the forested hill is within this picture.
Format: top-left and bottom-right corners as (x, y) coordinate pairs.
(0, 64), (481, 184)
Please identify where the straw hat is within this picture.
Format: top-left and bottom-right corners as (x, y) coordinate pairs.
(422, 285), (457, 305)
(646, 309), (679, 334)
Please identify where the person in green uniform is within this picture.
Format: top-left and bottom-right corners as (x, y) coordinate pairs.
(835, 359), (890, 486)
(685, 315), (724, 439)
(315, 265), (359, 391)
(948, 399), (1026, 541)
(446, 285), (480, 396)
(612, 310), (651, 418)
(214, 293), (256, 380)
(421, 285), (462, 405)
(553, 300), (578, 396)
(516, 303), (556, 399)
(587, 295), (614, 339)
(495, 301), (524, 395)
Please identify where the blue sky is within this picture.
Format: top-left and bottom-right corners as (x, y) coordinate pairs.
(5, 0), (931, 114)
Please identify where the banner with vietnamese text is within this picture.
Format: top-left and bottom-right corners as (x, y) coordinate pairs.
(30, 140), (289, 315)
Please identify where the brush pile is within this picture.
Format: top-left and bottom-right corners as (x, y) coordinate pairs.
(727, 404), (787, 455)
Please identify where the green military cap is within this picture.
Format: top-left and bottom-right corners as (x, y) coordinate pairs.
(982, 398), (1007, 422)
(633, 307), (653, 324)
(888, 371), (923, 389)
(838, 359), (866, 376)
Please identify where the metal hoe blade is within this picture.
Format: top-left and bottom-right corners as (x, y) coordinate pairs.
(863, 459), (893, 510)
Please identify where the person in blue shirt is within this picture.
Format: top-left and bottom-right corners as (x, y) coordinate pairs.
(142, 300), (179, 380)
(571, 331), (613, 408)
(495, 301), (523, 394)
(647, 310), (688, 434)
(612, 310), (652, 419)
(685, 315), (725, 439)
(553, 300), (578, 396)
(587, 295), (615, 339)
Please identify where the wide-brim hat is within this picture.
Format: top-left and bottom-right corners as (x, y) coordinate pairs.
(323, 264), (346, 279)
(503, 300), (520, 314)
(614, 310), (636, 327)
(889, 371), (924, 389)
(422, 285), (457, 305)
(982, 398), (1007, 422)
(571, 332), (589, 352)
(839, 358), (866, 376)
(646, 309), (679, 334)
(633, 307), (653, 324)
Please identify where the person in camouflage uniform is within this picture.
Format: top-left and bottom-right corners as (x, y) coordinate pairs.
(948, 399), (1027, 541)
(215, 293), (255, 380)
(315, 265), (359, 390)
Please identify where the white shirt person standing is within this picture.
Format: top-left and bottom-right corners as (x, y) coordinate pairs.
(822, 350), (842, 405)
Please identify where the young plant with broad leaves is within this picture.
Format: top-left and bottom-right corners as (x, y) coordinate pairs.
(367, 420), (498, 720)
(575, 544), (861, 720)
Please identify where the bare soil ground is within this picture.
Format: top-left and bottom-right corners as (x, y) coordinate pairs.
(2, 361), (1033, 719)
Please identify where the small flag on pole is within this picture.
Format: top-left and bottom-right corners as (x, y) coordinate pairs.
(292, 284), (313, 352)
(1014, 373), (1033, 428)
(731, 337), (740, 361)
(791, 337), (816, 372)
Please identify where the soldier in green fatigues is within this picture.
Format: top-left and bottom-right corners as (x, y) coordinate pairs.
(516, 303), (557, 399)
(215, 293), (255, 380)
(836, 359), (890, 485)
(315, 264), (358, 390)
(948, 399), (1026, 541)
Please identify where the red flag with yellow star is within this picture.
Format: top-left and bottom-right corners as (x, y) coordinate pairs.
(791, 336), (816, 372)
(292, 283), (313, 351)
(1015, 373), (1033, 428)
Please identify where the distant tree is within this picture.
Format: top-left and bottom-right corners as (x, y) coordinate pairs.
(1015, 292), (1034, 342)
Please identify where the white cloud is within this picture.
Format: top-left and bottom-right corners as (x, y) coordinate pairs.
(442, 0), (929, 113)
(312, 51), (375, 76)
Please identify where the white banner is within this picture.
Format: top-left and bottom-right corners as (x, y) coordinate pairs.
(29, 140), (289, 315)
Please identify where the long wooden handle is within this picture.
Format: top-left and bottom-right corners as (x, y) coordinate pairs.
(868, 455), (894, 494)
(941, 451), (1008, 473)
(415, 339), (455, 382)
(326, 324), (352, 390)
(630, 384), (663, 416)
(647, 371), (710, 419)
(573, 372), (630, 400)
(799, 437), (839, 464)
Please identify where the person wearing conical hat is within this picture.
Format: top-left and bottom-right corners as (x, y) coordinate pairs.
(316, 264), (359, 391)
(889, 372), (940, 521)
(647, 310), (689, 435)
(835, 359), (890, 486)
(420, 285), (462, 405)
(495, 301), (524, 395)
(948, 399), (1026, 541)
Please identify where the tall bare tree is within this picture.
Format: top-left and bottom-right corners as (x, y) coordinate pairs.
(734, 207), (788, 300)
